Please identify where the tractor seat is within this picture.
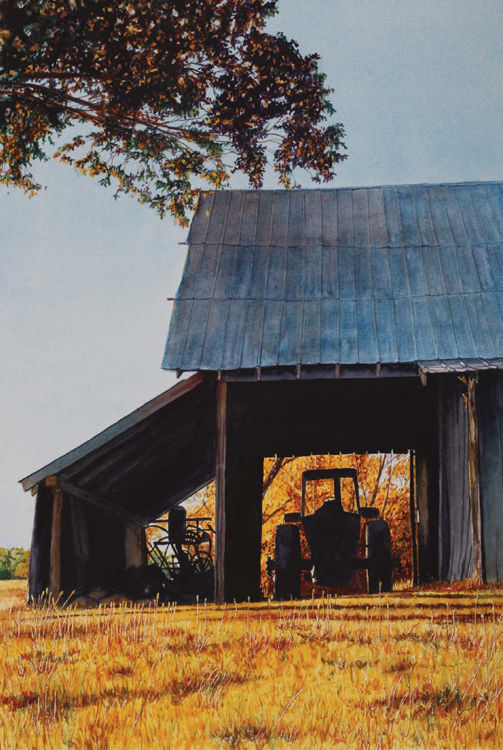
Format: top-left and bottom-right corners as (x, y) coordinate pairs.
(303, 498), (360, 587)
(317, 496), (345, 516)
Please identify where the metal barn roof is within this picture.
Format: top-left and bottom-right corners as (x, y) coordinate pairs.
(162, 181), (503, 372)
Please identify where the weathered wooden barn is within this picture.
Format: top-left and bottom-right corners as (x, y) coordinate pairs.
(22, 180), (503, 603)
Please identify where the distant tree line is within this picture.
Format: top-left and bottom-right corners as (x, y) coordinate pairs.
(0, 547), (30, 579)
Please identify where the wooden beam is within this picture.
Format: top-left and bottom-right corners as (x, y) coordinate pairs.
(58, 478), (144, 526)
(222, 364), (420, 382)
(28, 483), (53, 600)
(215, 380), (227, 604)
(49, 488), (63, 598)
(124, 523), (147, 568)
(409, 450), (419, 586)
(467, 375), (483, 582)
(415, 443), (439, 584)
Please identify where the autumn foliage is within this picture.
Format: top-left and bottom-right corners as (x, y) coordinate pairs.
(261, 453), (412, 596)
(0, 0), (346, 221)
(185, 452), (412, 598)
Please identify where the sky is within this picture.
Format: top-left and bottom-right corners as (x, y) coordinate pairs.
(1, 0), (503, 547)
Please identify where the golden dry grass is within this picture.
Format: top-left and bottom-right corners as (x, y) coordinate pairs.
(1, 581), (503, 749)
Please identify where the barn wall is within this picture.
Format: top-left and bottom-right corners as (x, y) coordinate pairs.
(59, 496), (139, 595)
(477, 371), (503, 581)
(60, 495), (91, 594)
(28, 483), (145, 601)
(28, 482), (53, 600)
(436, 376), (474, 581)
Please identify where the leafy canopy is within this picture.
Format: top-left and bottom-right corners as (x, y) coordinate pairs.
(0, 0), (346, 223)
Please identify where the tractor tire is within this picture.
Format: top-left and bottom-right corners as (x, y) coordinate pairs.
(274, 525), (302, 600)
(366, 520), (393, 594)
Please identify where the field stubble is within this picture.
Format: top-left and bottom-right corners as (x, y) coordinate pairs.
(0, 581), (502, 749)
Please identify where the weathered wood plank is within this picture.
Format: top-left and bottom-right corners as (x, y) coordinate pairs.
(124, 523), (147, 569)
(477, 371), (503, 581)
(415, 443), (439, 583)
(410, 451), (419, 586)
(66, 496), (90, 592)
(49, 488), (63, 598)
(223, 384), (263, 601)
(437, 375), (473, 581)
(58, 478), (143, 525)
(215, 380), (227, 604)
(467, 375), (483, 581)
(28, 483), (53, 600)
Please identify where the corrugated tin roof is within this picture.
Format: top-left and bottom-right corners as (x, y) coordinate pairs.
(162, 181), (503, 371)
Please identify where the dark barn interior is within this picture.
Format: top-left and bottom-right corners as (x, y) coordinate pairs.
(22, 181), (503, 603)
(22, 367), (503, 603)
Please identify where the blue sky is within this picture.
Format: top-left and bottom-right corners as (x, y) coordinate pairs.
(1, 0), (503, 546)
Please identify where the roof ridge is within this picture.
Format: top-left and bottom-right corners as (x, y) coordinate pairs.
(198, 180), (503, 196)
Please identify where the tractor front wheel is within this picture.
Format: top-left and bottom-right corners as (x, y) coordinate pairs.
(366, 520), (393, 594)
(274, 525), (302, 600)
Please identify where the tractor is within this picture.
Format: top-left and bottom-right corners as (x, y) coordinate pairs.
(268, 468), (398, 599)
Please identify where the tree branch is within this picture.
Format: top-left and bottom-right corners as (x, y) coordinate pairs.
(262, 457), (296, 499)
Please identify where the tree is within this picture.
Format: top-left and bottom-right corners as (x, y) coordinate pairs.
(0, 0), (346, 223)
(0, 547), (30, 579)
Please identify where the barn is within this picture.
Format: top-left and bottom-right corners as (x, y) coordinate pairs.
(21, 180), (503, 603)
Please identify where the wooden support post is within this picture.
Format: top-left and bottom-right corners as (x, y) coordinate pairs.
(437, 375), (473, 582)
(124, 523), (147, 569)
(409, 450), (419, 586)
(28, 482), (53, 600)
(225, 448), (263, 602)
(49, 487), (63, 599)
(415, 445), (438, 584)
(476, 371), (503, 581)
(215, 380), (227, 604)
(467, 375), (483, 582)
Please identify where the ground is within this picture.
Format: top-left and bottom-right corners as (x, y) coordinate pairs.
(0, 580), (502, 749)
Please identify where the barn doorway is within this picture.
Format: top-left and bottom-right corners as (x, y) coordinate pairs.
(261, 452), (415, 598)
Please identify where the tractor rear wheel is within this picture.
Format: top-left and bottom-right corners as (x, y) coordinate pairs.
(274, 525), (302, 600)
(366, 520), (393, 594)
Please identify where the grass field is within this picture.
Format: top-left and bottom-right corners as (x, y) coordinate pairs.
(0, 581), (502, 749)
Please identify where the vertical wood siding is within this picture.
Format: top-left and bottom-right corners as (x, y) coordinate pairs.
(28, 483), (53, 600)
(477, 372), (503, 581)
(437, 376), (474, 581)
